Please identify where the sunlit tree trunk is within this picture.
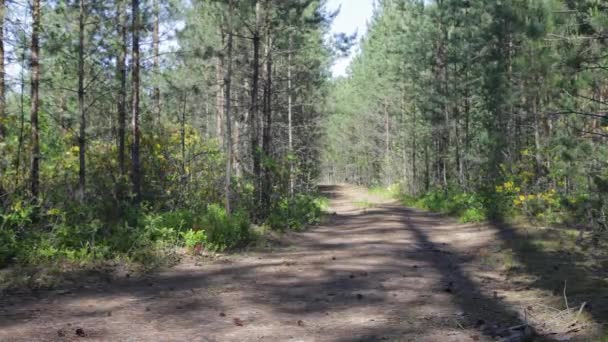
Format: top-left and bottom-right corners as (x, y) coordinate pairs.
(117, 0), (127, 176)
(250, 0), (262, 208)
(287, 33), (294, 196)
(131, 0), (142, 200)
(261, 23), (273, 210)
(224, 0), (234, 214)
(30, 0), (41, 199)
(0, 0), (5, 141)
(153, 0), (161, 124)
(77, 0), (86, 202)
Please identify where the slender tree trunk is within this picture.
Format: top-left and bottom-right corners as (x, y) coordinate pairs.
(287, 33), (294, 196)
(0, 0), (5, 140)
(0, 0), (5, 198)
(224, 1), (234, 214)
(131, 0), (142, 200)
(533, 95), (542, 172)
(30, 0), (41, 199)
(77, 0), (86, 202)
(16, 25), (27, 182)
(261, 27), (273, 209)
(250, 0), (262, 209)
(424, 143), (430, 192)
(153, 0), (161, 124)
(463, 66), (470, 188)
(412, 105), (417, 194)
(181, 93), (187, 176)
(215, 34), (224, 145)
(117, 0), (127, 176)
(384, 99), (390, 158)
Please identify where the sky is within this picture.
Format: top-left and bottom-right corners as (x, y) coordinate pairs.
(327, 0), (376, 77)
(4, 1), (375, 83)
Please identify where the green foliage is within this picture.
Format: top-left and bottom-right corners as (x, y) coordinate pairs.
(267, 194), (327, 231)
(322, 0), (608, 240)
(201, 204), (250, 252)
(353, 200), (374, 209)
(181, 229), (207, 250)
(459, 208), (487, 224)
(0, 0), (331, 277)
(368, 185), (399, 199)
(402, 188), (489, 223)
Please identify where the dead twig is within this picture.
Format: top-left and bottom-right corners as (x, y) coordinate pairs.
(571, 302), (587, 326)
(563, 280), (569, 313)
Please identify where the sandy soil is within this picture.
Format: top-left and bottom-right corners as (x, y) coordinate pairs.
(0, 185), (595, 341)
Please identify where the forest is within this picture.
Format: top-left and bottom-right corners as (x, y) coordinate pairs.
(0, 0), (339, 265)
(325, 0), (608, 229)
(1, 0), (608, 341)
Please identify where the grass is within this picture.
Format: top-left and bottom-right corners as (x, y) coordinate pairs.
(316, 196), (331, 212)
(368, 185), (399, 199)
(353, 200), (375, 209)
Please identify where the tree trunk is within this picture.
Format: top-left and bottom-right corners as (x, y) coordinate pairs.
(0, 0), (5, 198)
(30, 0), (41, 199)
(250, 0), (262, 209)
(0, 0), (5, 140)
(131, 0), (142, 200)
(215, 34), (224, 146)
(16, 23), (27, 182)
(412, 105), (417, 194)
(181, 93), (187, 176)
(261, 28), (273, 210)
(117, 0), (127, 176)
(224, 0), (234, 214)
(77, 0), (86, 202)
(153, 0), (161, 124)
(287, 33), (294, 196)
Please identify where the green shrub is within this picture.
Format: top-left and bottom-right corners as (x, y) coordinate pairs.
(368, 185), (398, 199)
(181, 229), (207, 250)
(459, 208), (486, 223)
(400, 188), (488, 223)
(202, 204), (250, 252)
(267, 194), (326, 231)
(0, 229), (17, 267)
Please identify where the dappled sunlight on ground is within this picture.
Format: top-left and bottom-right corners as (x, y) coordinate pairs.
(0, 185), (603, 341)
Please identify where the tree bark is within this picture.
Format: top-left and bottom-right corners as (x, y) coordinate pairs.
(153, 0), (161, 124)
(261, 23), (273, 210)
(224, 0), (234, 214)
(181, 93), (187, 176)
(77, 0), (86, 202)
(215, 32), (224, 146)
(250, 0), (262, 209)
(16, 22), (27, 182)
(287, 33), (294, 196)
(30, 0), (41, 199)
(117, 0), (127, 176)
(0, 0), (5, 140)
(131, 0), (142, 200)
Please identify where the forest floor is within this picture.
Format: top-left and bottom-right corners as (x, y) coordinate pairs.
(0, 185), (605, 341)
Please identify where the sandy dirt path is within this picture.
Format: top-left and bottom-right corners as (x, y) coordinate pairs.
(0, 185), (548, 341)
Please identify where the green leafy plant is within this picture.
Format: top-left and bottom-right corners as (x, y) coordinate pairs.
(267, 194), (326, 231)
(202, 204), (250, 252)
(181, 229), (207, 250)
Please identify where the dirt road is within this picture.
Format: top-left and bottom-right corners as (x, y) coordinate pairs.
(0, 185), (566, 341)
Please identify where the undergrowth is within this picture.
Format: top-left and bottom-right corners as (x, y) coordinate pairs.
(267, 194), (328, 231)
(0, 192), (328, 278)
(400, 188), (488, 223)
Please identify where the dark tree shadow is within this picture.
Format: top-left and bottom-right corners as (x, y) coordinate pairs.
(1, 187), (591, 341)
(491, 219), (608, 322)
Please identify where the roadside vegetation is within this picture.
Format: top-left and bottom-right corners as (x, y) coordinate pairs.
(0, 0), (335, 286)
